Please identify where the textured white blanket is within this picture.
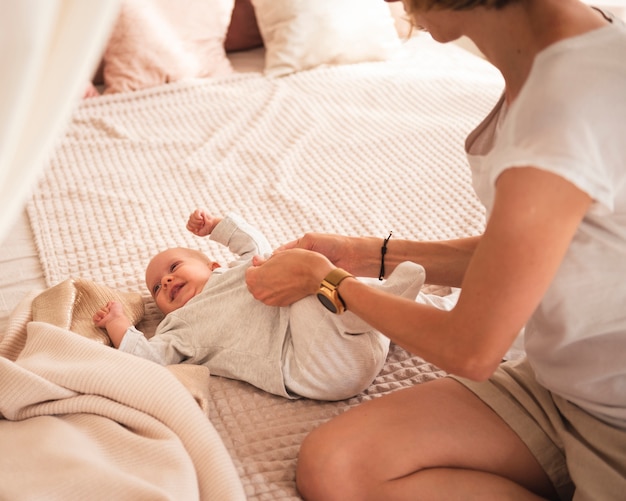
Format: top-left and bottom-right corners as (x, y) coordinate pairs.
(24, 36), (504, 498)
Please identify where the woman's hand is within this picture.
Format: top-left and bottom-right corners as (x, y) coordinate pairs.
(278, 233), (380, 277)
(246, 248), (334, 306)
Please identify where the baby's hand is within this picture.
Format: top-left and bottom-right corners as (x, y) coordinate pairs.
(93, 301), (133, 348)
(93, 301), (126, 328)
(186, 209), (221, 237)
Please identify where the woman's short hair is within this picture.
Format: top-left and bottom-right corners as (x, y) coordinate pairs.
(404, 0), (517, 11)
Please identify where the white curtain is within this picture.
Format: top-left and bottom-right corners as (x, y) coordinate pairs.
(0, 0), (119, 242)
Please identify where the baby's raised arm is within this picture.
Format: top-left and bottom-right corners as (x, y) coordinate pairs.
(186, 209), (222, 237)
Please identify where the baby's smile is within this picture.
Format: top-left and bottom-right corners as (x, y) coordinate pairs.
(170, 282), (183, 301)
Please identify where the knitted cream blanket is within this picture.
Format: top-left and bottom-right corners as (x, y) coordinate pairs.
(24, 36), (504, 498)
(0, 293), (245, 500)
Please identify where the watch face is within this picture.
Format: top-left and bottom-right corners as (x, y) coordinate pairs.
(317, 292), (338, 314)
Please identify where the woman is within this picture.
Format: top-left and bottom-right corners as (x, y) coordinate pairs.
(245, 0), (626, 499)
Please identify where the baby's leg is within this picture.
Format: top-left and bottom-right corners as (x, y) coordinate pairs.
(283, 262), (426, 400)
(284, 296), (389, 400)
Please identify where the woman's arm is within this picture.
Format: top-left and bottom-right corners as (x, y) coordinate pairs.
(336, 167), (592, 379)
(382, 235), (480, 287)
(264, 231), (479, 287)
(248, 167), (592, 380)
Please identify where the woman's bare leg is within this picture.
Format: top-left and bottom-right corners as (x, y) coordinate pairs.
(296, 378), (558, 501)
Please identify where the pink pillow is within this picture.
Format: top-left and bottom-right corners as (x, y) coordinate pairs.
(103, 0), (235, 94)
(224, 0), (263, 52)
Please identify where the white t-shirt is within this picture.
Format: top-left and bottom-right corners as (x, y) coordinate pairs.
(466, 19), (626, 428)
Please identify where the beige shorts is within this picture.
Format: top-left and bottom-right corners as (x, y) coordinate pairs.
(452, 358), (626, 501)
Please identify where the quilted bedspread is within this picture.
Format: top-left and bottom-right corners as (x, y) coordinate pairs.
(26, 35), (503, 498)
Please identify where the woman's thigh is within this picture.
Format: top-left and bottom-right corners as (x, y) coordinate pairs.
(296, 377), (556, 500)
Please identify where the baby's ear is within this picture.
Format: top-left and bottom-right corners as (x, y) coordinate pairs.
(210, 262), (221, 271)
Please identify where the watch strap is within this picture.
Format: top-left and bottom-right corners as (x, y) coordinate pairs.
(317, 268), (354, 314)
(321, 268), (354, 288)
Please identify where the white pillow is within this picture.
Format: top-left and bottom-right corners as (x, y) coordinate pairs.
(251, 0), (401, 77)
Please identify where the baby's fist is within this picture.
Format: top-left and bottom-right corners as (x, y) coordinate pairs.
(186, 209), (220, 237)
(93, 301), (123, 328)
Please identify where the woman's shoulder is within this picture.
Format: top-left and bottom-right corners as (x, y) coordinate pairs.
(512, 24), (625, 128)
(533, 21), (626, 83)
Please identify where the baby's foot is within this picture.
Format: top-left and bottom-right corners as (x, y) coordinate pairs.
(371, 261), (425, 300)
(416, 287), (460, 311)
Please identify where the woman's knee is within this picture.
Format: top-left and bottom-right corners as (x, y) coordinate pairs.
(295, 430), (324, 499)
(296, 422), (364, 500)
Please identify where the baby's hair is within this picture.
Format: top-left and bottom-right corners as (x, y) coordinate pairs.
(180, 247), (211, 263)
(145, 247), (212, 292)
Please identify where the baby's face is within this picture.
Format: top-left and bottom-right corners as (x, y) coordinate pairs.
(146, 248), (219, 315)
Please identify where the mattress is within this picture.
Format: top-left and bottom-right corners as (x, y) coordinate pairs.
(1, 35), (510, 499)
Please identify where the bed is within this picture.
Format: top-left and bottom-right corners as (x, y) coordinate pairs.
(0, 0), (511, 498)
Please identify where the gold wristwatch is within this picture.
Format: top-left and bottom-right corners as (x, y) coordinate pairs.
(317, 268), (354, 314)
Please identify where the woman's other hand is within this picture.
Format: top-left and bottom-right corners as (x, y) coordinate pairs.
(246, 249), (333, 306)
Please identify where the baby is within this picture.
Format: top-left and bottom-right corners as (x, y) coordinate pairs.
(94, 210), (426, 400)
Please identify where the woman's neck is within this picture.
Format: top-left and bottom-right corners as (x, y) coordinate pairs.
(465, 0), (611, 103)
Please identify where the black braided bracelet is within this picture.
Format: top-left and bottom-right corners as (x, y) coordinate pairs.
(378, 231), (393, 280)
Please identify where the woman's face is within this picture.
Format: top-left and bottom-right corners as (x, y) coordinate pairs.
(397, 0), (467, 43)
(411, 6), (466, 43)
